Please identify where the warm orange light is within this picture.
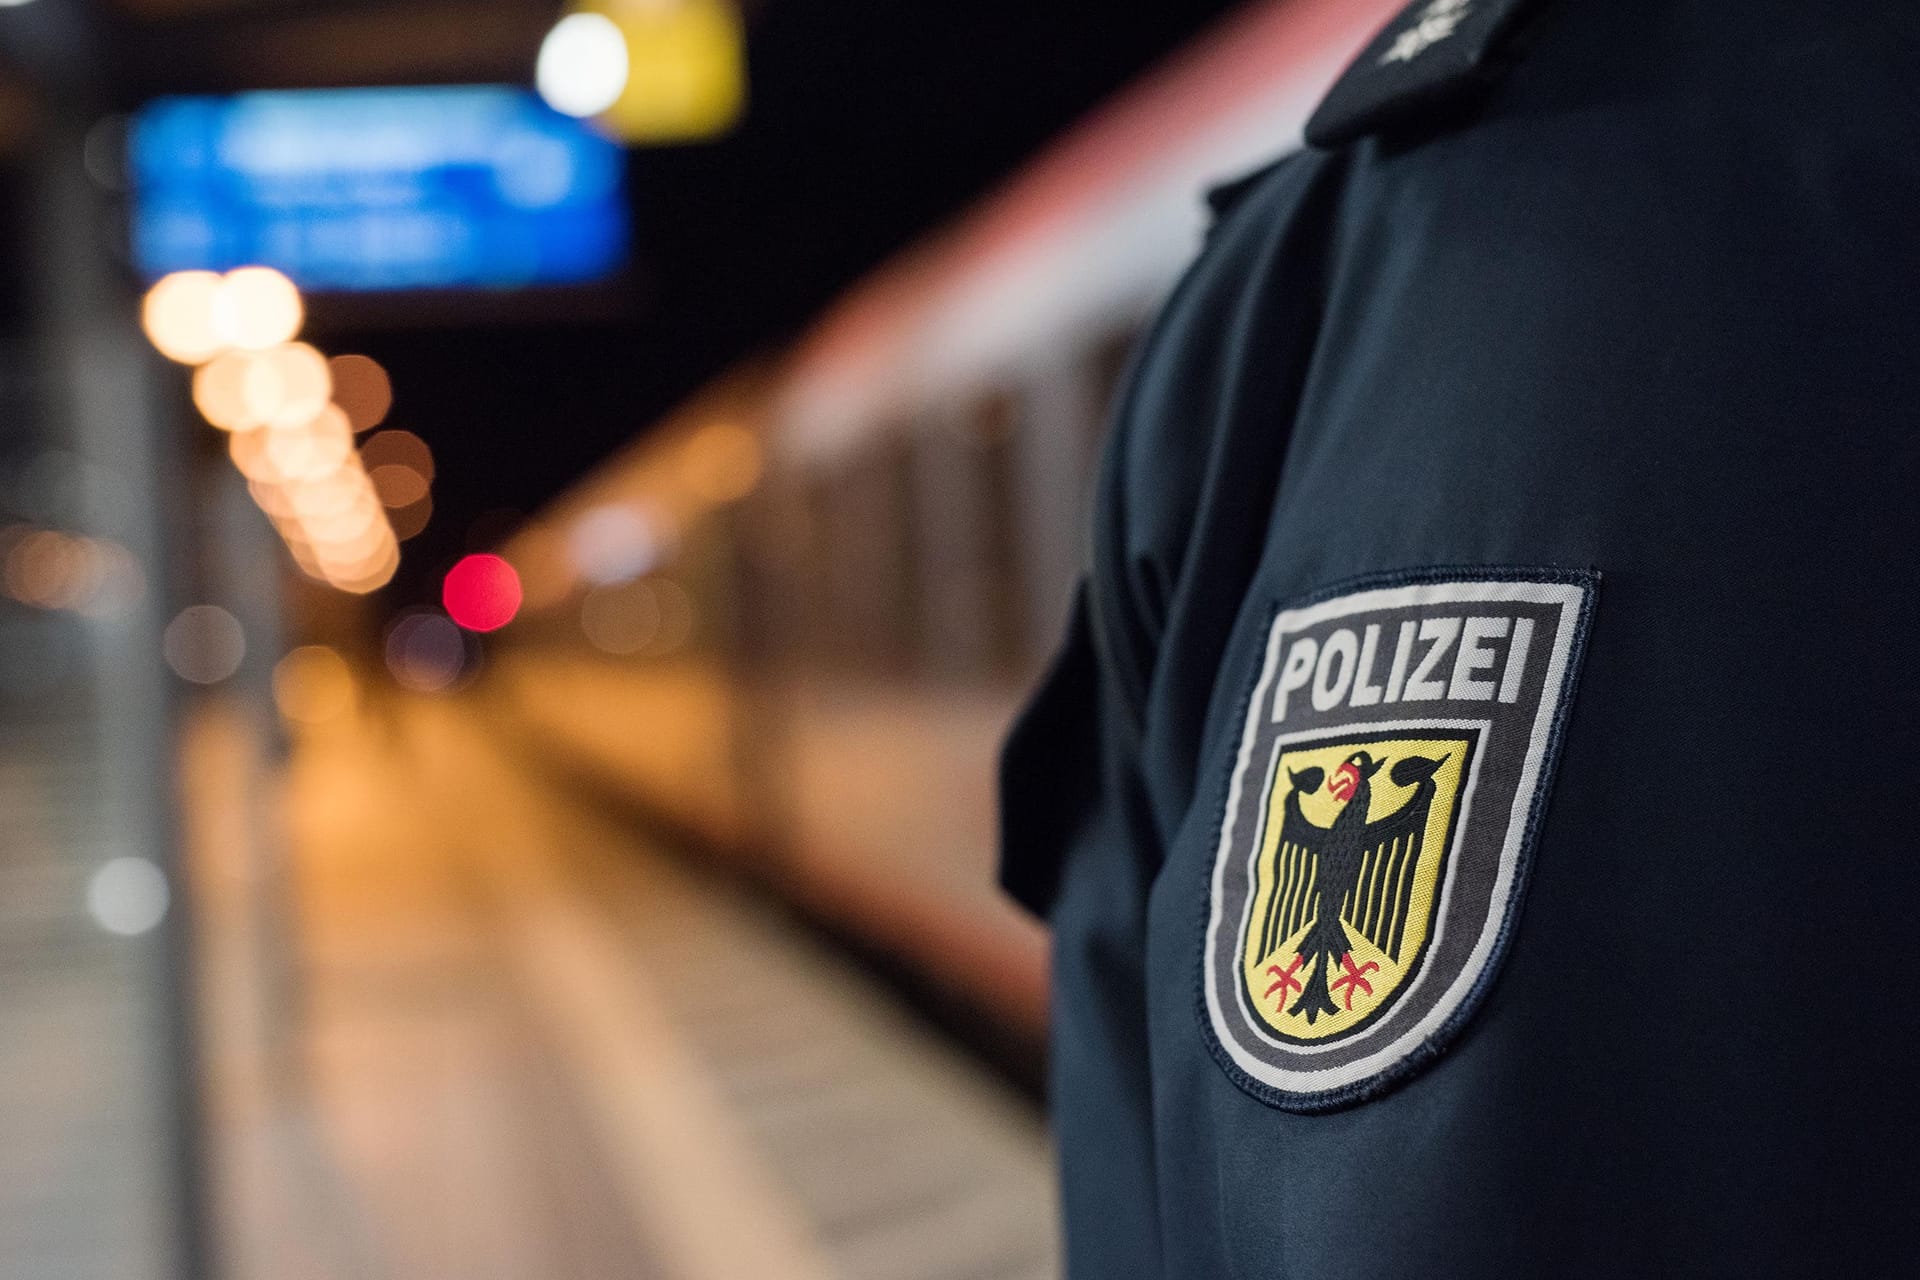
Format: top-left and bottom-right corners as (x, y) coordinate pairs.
(581, 580), (661, 655)
(389, 493), (432, 542)
(329, 355), (393, 433)
(252, 343), (333, 431)
(4, 530), (83, 608)
(262, 404), (353, 481)
(680, 421), (762, 503)
(287, 473), (369, 520)
(213, 266), (303, 350)
(273, 645), (357, 725)
(368, 462), (429, 509)
(298, 498), (385, 547)
(285, 535), (325, 578)
(230, 429), (282, 482)
(331, 568), (397, 595)
(313, 510), (387, 552)
(193, 351), (261, 431)
(323, 538), (399, 594)
(2, 530), (144, 617)
(247, 478), (298, 519)
(316, 527), (396, 570)
(360, 429), (435, 483)
(177, 283), (408, 599)
(141, 271), (226, 364)
(268, 443), (399, 594)
(195, 346), (329, 434)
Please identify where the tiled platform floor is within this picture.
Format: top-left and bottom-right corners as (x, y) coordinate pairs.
(185, 694), (1058, 1280)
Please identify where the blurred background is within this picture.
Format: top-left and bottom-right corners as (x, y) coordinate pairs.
(0, 0), (1398, 1275)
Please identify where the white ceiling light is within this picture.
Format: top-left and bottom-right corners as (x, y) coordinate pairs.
(537, 12), (630, 119)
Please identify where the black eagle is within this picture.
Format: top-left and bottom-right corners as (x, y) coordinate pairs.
(1255, 749), (1447, 1023)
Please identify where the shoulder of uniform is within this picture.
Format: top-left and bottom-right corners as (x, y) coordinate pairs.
(1304, 0), (1552, 150)
(1202, 155), (1294, 224)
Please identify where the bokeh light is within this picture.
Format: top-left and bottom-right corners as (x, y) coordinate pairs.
(262, 404), (353, 481)
(243, 425), (400, 593)
(369, 462), (429, 509)
(299, 504), (400, 593)
(192, 350), (261, 431)
(385, 611), (467, 692)
(389, 494), (433, 542)
(253, 342), (334, 430)
(162, 604), (246, 684)
(285, 470), (366, 518)
(568, 502), (668, 585)
(273, 645), (357, 725)
(194, 345), (333, 434)
(330, 355), (393, 432)
(228, 427), (279, 481)
(4, 529), (87, 609)
(211, 265), (303, 350)
(145, 263), (406, 598)
(442, 554), (522, 632)
(360, 429), (435, 483)
(581, 580), (661, 654)
(140, 270), (225, 364)
(298, 500), (382, 548)
(324, 543), (399, 594)
(1, 528), (145, 618)
(537, 13), (630, 118)
(86, 857), (170, 937)
(680, 421), (762, 503)
(75, 541), (145, 620)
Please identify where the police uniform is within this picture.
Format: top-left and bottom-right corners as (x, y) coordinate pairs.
(999, 0), (1920, 1274)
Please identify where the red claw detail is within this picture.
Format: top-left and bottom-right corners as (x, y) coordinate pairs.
(1264, 956), (1306, 1011)
(1330, 952), (1380, 1011)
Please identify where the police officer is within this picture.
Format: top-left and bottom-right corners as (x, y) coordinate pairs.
(1000, 0), (1920, 1274)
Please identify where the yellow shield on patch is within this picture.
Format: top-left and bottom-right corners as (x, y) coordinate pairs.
(1240, 732), (1475, 1043)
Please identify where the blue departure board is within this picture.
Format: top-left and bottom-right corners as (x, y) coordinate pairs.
(130, 86), (628, 292)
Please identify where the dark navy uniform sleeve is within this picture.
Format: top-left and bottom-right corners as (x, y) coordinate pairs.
(1005, 0), (1920, 1275)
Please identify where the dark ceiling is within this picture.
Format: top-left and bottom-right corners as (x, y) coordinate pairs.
(95, 0), (1247, 607)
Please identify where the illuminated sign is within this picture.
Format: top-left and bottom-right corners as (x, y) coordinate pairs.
(130, 86), (628, 292)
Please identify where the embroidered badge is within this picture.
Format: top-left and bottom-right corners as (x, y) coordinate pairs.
(1201, 569), (1594, 1111)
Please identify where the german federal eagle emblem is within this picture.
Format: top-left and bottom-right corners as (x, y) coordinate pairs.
(1243, 735), (1470, 1040)
(1203, 572), (1594, 1111)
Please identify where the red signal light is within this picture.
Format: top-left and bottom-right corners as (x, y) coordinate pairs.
(442, 554), (522, 632)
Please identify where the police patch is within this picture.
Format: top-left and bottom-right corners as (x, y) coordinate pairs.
(1202, 569), (1595, 1111)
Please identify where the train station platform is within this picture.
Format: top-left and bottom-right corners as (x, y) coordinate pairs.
(182, 692), (1058, 1280)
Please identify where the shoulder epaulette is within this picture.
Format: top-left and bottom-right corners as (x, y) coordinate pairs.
(1304, 0), (1549, 150)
